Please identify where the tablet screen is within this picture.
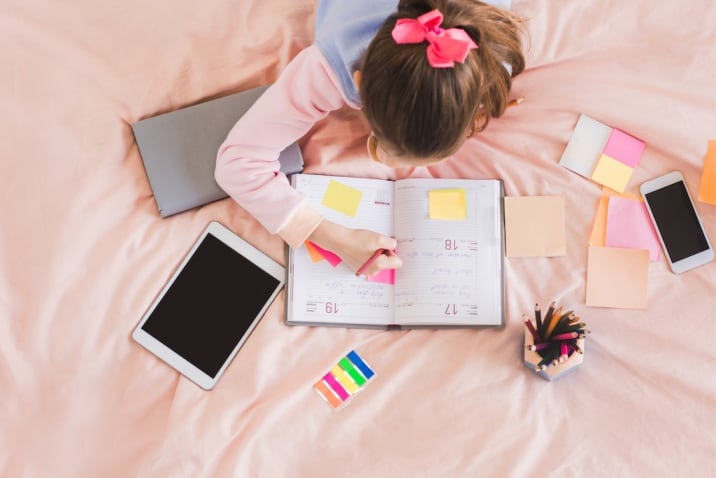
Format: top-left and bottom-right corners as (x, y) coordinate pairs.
(141, 233), (281, 378)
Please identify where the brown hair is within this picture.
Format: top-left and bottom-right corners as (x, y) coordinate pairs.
(359, 0), (525, 160)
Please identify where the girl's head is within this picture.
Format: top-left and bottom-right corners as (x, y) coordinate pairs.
(359, 0), (525, 167)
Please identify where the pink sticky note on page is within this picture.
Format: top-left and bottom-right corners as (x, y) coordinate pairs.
(307, 241), (342, 267)
(366, 268), (395, 285)
(605, 197), (661, 261)
(603, 129), (645, 167)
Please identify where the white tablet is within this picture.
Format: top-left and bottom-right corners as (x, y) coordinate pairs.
(132, 221), (285, 389)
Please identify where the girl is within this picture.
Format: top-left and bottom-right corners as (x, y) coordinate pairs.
(215, 0), (525, 276)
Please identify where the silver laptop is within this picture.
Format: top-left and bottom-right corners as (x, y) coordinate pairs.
(132, 85), (304, 217)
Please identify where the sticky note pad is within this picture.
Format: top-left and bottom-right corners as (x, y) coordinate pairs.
(605, 197), (661, 261)
(603, 129), (645, 167)
(313, 350), (375, 409)
(322, 180), (363, 217)
(428, 188), (467, 220)
(559, 114), (613, 178)
(590, 154), (633, 193)
(699, 140), (716, 205)
(590, 188), (642, 246)
(504, 196), (566, 257)
(586, 246), (649, 309)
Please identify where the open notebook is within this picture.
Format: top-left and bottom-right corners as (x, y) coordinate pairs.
(286, 174), (505, 329)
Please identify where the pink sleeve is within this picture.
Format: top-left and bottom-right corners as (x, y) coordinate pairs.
(215, 45), (348, 248)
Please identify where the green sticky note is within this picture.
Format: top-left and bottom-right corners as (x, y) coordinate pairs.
(338, 357), (366, 386)
(428, 188), (467, 221)
(322, 180), (363, 217)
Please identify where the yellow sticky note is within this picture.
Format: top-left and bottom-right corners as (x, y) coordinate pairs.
(322, 180), (363, 217)
(504, 196), (566, 257)
(586, 246), (649, 309)
(304, 241), (324, 263)
(590, 154), (634, 193)
(590, 188), (642, 246)
(698, 140), (716, 205)
(428, 189), (466, 221)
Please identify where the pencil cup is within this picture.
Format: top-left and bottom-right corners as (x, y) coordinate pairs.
(523, 327), (585, 381)
(522, 302), (588, 381)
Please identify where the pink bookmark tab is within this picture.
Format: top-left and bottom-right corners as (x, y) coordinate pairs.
(366, 268), (395, 285)
(307, 241), (342, 267)
(322, 372), (349, 401)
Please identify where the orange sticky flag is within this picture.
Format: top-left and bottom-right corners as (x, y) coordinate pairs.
(304, 241), (324, 263)
(698, 140), (716, 205)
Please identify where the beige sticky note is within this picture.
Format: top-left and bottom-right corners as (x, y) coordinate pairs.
(586, 246), (649, 309)
(698, 140), (716, 205)
(428, 188), (467, 221)
(504, 196), (566, 257)
(591, 154), (633, 193)
(322, 180), (363, 216)
(590, 188), (642, 246)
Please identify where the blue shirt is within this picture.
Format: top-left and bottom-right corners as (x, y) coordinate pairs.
(314, 0), (512, 105)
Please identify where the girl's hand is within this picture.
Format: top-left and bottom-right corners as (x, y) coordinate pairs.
(307, 220), (402, 276)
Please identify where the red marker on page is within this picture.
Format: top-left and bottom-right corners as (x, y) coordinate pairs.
(355, 249), (390, 276)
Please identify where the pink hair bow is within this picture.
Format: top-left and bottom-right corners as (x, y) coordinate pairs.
(391, 9), (478, 68)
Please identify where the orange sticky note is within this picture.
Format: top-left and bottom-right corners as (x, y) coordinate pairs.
(304, 241), (324, 263)
(590, 188), (642, 246)
(698, 140), (716, 205)
(322, 180), (363, 217)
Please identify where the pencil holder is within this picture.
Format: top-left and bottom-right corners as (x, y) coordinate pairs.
(522, 302), (588, 381)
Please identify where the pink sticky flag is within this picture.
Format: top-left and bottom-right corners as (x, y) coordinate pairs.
(307, 241), (342, 267)
(604, 197), (661, 261)
(366, 268), (395, 285)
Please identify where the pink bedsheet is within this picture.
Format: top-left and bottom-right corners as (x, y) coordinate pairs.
(2, 0), (714, 476)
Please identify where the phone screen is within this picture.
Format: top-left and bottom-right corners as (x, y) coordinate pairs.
(644, 181), (709, 262)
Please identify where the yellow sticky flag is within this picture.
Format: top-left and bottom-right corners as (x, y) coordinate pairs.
(428, 188), (466, 221)
(698, 140), (716, 205)
(322, 180), (363, 217)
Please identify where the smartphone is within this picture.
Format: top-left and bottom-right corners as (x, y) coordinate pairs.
(640, 171), (714, 273)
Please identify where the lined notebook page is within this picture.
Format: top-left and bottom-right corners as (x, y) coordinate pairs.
(393, 179), (503, 326)
(288, 175), (395, 326)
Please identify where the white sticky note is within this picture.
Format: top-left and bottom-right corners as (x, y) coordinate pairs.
(559, 114), (613, 178)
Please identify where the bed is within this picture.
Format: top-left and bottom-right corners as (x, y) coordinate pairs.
(2, 0), (714, 476)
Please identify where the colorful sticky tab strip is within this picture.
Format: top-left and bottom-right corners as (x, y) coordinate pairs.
(313, 350), (375, 409)
(559, 114), (645, 192)
(428, 188), (467, 220)
(322, 179), (363, 217)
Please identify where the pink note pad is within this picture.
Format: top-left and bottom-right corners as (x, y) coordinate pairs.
(605, 197), (661, 261)
(307, 241), (342, 267)
(603, 129), (645, 167)
(366, 268), (395, 285)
